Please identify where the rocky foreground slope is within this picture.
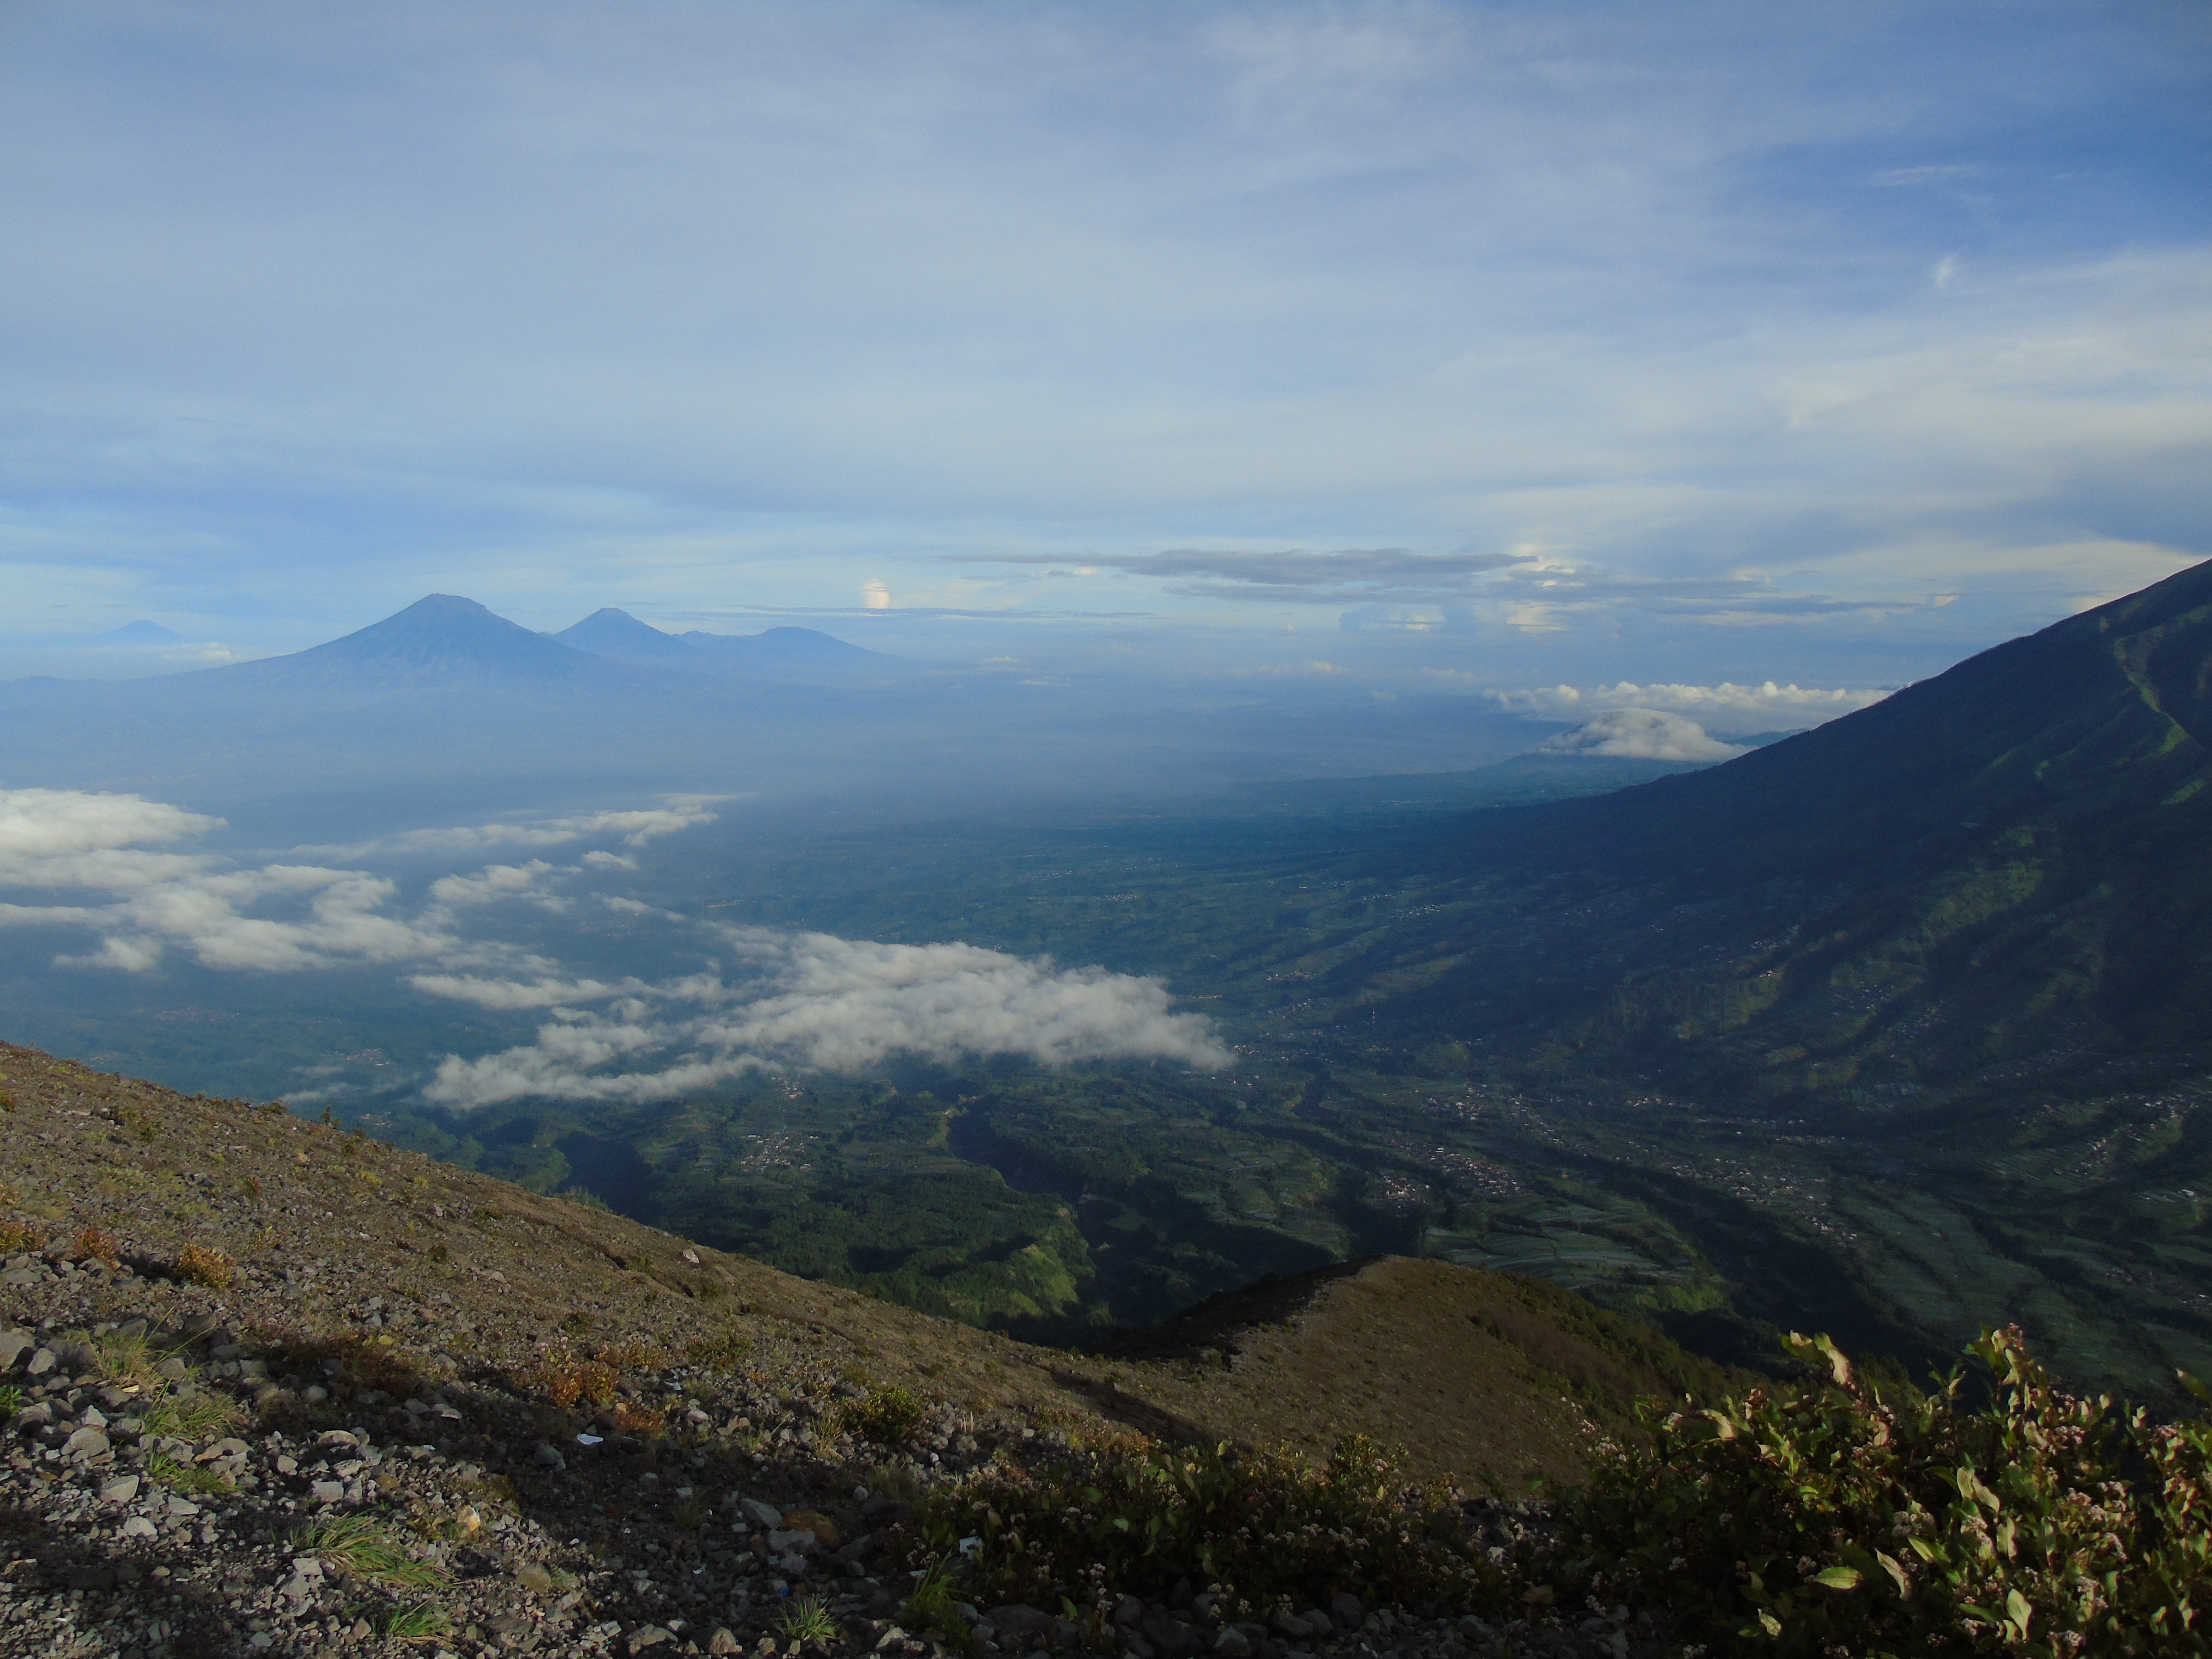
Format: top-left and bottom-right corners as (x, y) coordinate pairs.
(0, 1042), (1700, 1659)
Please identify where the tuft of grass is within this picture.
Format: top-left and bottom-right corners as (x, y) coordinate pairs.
(148, 1452), (231, 1495)
(776, 1596), (841, 1645)
(0, 1218), (39, 1253)
(95, 1331), (165, 1390)
(174, 1243), (235, 1288)
(141, 1390), (244, 1441)
(381, 1602), (453, 1642)
(425, 1242), (448, 1264)
(902, 1560), (973, 1652)
(673, 1496), (709, 1528)
(71, 1225), (121, 1267)
(297, 1513), (447, 1589)
(837, 1385), (927, 1444)
(118, 1105), (158, 1142)
(0, 1384), (24, 1416)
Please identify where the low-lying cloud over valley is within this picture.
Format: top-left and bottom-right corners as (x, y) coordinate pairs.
(0, 786), (1229, 1100)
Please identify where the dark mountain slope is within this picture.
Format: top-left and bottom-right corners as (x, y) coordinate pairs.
(1475, 556), (2212, 885)
(1373, 559), (2212, 1098)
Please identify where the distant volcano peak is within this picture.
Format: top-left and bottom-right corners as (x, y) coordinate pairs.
(240, 593), (619, 687)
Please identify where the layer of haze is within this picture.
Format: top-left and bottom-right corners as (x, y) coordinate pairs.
(5, 0), (2208, 695)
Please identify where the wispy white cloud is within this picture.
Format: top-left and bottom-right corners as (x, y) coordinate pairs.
(1481, 678), (1888, 735)
(301, 799), (723, 861)
(420, 927), (1231, 1109)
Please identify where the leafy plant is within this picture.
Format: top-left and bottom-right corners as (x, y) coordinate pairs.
(838, 1385), (926, 1444)
(1548, 1327), (2212, 1656)
(71, 1225), (120, 1267)
(297, 1513), (447, 1589)
(0, 1218), (39, 1253)
(0, 1384), (24, 1416)
(776, 1595), (842, 1645)
(174, 1243), (235, 1288)
(913, 1430), (1496, 1614)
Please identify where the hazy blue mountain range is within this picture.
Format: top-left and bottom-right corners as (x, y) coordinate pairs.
(554, 607), (896, 681)
(89, 620), (184, 644)
(0, 592), (1582, 830)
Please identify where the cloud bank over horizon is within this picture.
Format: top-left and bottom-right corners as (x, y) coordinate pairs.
(0, 785), (1230, 1098)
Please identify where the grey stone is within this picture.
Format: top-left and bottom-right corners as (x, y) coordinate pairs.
(1142, 1613), (1197, 1659)
(514, 1561), (555, 1594)
(990, 1606), (1056, 1642)
(1116, 1595), (1147, 1627)
(767, 1527), (818, 1556)
(708, 1629), (740, 1655)
(26, 1347), (56, 1376)
(1122, 1638), (1158, 1659)
(100, 1474), (140, 1504)
(63, 1425), (110, 1460)
(1212, 1632), (1253, 1659)
(1269, 1613), (1313, 1641)
(0, 1330), (32, 1370)
(1329, 1593), (1366, 1633)
(310, 1480), (346, 1503)
(121, 1515), (157, 1538)
(629, 1628), (674, 1653)
(155, 1356), (187, 1381)
(739, 1497), (785, 1529)
(167, 1497), (200, 1517)
(532, 1443), (566, 1470)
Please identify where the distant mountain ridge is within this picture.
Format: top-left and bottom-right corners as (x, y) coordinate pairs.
(219, 593), (630, 690)
(554, 606), (895, 681)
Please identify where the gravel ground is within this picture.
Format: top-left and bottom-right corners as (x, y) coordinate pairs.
(0, 1045), (1663, 1659)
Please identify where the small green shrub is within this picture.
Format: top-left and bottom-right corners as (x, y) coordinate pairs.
(1548, 1327), (2212, 1657)
(914, 1430), (1495, 1614)
(838, 1385), (926, 1444)
(777, 1595), (841, 1644)
(174, 1243), (234, 1288)
(0, 1384), (24, 1416)
(685, 1329), (753, 1371)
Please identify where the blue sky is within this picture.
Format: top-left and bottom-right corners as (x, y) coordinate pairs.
(3, 0), (2207, 689)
